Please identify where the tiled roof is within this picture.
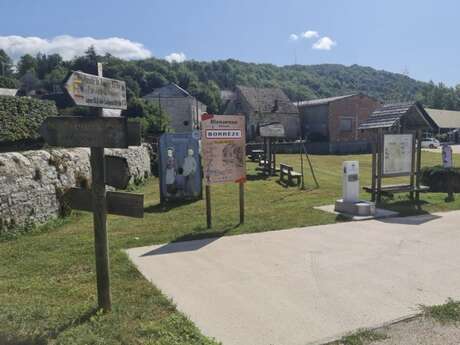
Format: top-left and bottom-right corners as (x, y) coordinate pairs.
(237, 85), (298, 114)
(359, 102), (431, 130)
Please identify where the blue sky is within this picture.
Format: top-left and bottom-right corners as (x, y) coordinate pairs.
(0, 0), (458, 85)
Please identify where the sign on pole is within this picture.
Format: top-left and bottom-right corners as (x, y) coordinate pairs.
(201, 114), (246, 227)
(64, 71), (127, 109)
(201, 114), (246, 185)
(259, 122), (285, 138)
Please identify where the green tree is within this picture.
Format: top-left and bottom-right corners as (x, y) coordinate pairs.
(0, 49), (14, 77)
(17, 54), (38, 77)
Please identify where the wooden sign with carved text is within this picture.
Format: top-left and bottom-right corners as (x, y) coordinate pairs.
(40, 117), (140, 148)
(65, 188), (144, 218)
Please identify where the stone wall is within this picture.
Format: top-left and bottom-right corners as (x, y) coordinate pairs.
(0, 145), (151, 232)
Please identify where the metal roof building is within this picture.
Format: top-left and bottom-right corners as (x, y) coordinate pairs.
(425, 108), (460, 129)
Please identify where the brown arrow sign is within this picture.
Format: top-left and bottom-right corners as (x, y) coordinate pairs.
(65, 188), (144, 218)
(40, 116), (141, 148)
(105, 155), (131, 189)
(64, 71), (127, 109)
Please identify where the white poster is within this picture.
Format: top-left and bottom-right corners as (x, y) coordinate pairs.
(383, 134), (413, 176)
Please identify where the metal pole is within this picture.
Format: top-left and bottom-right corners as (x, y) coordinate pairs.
(91, 62), (111, 312)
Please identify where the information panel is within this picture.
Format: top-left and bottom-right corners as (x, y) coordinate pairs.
(383, 134), (413, 176)
(201, 114), (246, 185)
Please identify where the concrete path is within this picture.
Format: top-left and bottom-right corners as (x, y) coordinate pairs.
(126, 211), (460, 345)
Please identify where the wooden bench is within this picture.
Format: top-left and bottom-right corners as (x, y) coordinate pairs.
(249, 149), (264, 162)
(363, 184), (429, 197)
(279, 163), (302, 186)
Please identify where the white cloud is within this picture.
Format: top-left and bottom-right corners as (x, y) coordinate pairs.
(289, 33), (299, 41)
(0, 35), (152, 61)
(301, 30), (319, 39)
(312, 36), (337, 50)
(165, 52), (186, 63)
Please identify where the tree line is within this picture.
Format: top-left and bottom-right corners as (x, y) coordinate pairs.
(1, 46), (460, 126)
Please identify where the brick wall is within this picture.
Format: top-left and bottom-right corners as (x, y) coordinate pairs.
(328, 95), (380, 142)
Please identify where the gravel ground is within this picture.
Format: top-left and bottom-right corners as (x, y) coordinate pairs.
(370, 317), (460, 345)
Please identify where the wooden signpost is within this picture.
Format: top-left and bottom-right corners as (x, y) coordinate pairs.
(40, 64), (143, 312)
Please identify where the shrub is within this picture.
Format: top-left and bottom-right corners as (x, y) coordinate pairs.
(420, 166), (460, 200)
(0, 96), (57, 143)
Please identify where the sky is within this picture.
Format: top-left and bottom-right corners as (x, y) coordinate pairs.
(0, 0), (458, 86)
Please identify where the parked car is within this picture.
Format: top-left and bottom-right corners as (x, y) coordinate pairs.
(421, 138), (441, 149)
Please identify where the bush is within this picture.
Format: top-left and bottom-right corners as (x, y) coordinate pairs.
(420, 166), (460, 193)
(0, 96), (57, 143)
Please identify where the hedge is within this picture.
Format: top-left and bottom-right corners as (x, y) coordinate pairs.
(420, 166), (460, 193)
(0, 96), (57, 143)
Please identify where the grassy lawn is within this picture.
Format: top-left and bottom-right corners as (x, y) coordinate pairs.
(1, 151), (460, 345)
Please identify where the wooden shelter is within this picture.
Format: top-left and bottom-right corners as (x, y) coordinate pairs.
(359, 102), (433, 202)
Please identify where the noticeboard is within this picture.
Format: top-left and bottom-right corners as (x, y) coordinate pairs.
(201, 114), (246, 185)
(383, 134), (413, 176)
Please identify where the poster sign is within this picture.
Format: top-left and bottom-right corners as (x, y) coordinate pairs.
(442, 144), (453, 168)
(201, 114), (246, 185)
(383, 134), (413, 176)
(158, 133), (202, 202)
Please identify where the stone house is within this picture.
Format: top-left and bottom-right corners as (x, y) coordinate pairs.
(223, 86), (300, 141)
(143, 83), (207, 133)
(295, 93), (380, 143)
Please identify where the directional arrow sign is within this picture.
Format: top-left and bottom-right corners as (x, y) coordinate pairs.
(65, 188), (144, 218)
(40, 116), (141, 148)
(64, 71), (127, 109)
(105, 155), (131, 189)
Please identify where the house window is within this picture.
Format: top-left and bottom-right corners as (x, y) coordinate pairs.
(339, 117), (353, 132)
(183, 120), (189, 126)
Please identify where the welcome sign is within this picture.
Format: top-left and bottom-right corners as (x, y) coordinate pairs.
(201, 114), (246, 185)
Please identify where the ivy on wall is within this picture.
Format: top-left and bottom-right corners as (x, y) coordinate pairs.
(0, 96), (57, 143)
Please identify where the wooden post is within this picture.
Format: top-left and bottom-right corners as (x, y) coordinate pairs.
(371, 135), (377, 202)
(300, 140), (305, 190)
(267, 139), (272, 176)
(92, 62), (111, 312)
(409, 132), (417, 200)
(206, 185), (212, 228)
(239, 182), (244, 224)
(415, 130), (422, 202)
(376, 128), (383, 203)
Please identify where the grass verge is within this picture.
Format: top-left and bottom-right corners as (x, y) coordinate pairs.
(1, 151), (460, 344)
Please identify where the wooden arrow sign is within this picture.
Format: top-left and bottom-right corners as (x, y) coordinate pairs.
(40, 116), (141, 148)
(105, 155), (130, 189)
(65, 188), (144, 218)
(64, 71), (127, 109)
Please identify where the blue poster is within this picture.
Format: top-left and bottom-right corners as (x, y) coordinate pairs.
(158, 133), (202, 202)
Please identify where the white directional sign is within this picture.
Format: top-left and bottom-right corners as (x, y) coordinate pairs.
(64, 71), (127, 109)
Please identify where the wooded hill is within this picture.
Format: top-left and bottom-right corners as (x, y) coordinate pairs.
(1, 47), (459, 120)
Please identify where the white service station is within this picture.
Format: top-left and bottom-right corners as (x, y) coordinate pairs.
(334, 161), (375, 216)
